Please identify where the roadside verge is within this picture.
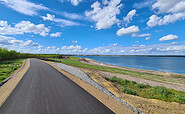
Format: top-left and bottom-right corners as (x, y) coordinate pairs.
(43, 60), (139, 114)
(0, 59), (30, 107)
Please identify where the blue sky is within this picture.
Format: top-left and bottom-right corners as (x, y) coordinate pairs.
(0, 0), (185, 55)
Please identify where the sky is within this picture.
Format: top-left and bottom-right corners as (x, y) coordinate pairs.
(0, 0), (185, 55)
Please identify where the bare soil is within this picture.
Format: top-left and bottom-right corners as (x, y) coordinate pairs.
(83, 69), (185, 114)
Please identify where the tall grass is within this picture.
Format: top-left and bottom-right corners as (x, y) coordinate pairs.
(0, 59), (24, 82)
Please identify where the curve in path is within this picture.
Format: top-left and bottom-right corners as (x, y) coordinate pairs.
(0, 59), (113, 114)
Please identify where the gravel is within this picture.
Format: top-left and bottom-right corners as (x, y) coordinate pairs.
(52, 62), (142, 114)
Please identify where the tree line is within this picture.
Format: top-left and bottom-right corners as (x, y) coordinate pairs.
(0, 47), (63, 61)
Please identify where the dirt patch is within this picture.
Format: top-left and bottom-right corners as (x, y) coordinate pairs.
(0, 59), (30, 107)
(83, 69), (185, 114)
(44, 60), (137, 114)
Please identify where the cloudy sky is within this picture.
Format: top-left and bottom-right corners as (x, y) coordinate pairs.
(0, 0), (185, 55)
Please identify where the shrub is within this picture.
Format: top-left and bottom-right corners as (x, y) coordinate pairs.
(135, 83), (151, 88)
(122, 86), (137, 95)
(175, 94), (185, 104)
(109, 76), (119, 82)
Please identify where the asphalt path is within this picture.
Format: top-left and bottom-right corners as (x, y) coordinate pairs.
(0, 59), (114, 114)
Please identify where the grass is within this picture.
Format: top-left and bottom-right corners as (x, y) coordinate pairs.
(0, 59), (24, 83)
(109, 76), (185, 104)
(48, 57), (185, 84)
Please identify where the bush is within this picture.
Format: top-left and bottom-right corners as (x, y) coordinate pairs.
(122, 86), (137, 95)
(109, 76), (119, 82)
(175, 95), (185, 104)
(135, 83), (151, 88)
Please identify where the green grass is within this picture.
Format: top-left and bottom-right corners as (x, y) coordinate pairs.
(109, 76), (185, 104)
(0, 59), (24, 82)
(48, 57), (185, 84)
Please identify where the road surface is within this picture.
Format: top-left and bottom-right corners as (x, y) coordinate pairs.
(0, 59), (113, 114)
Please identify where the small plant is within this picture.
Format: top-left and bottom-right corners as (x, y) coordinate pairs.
(135, 83), (151, 88)
(122, 86), (137, 95)
(109, 76), (119, 82)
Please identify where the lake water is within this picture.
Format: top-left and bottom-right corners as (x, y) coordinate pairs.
(78, 56), (185, 74)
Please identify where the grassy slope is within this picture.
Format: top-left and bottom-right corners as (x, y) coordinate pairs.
(109, 76), (185, 104)
(0, 59), (24, 82)
(49, 57), (185, 84)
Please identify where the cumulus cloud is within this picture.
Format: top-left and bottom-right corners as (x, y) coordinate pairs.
(23, 40), (39, 47)
(147, 0), (185, 27)
(124, 9), (136, 24)
(0, 35), (40, 48)
(0, 20), (50, 36)
(59, 0), (82, 6)
(61, 45), (82, 50)
(42, 14), (80, 27)
(159, 34), (178, 41)
(42, 14), (55, 21)
(85, 0), (123, 30)
(87, 43), (185, 55)
(50, 32), (62, 37)
(147, 13), (185, 27)
(116, 25), (140, 36)
(132, 33), (151, 37)
(0, 0), (48, 16)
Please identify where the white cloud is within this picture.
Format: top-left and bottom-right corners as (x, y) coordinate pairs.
(0, 0), (48, 16)
(0, 20), (50, 36)
(59, 0), (82, 6)
(147, 13), (185, 27)
(0, 35), (40, 48)
(23, 40), (38, 47)
(87, 43), (185, 55)
(116, 25), (140, 36)
(145, 37), (151, 40)
(147, 0), (185, 27)
(50, 32), (62, 37)
(85, 0), (123, 30)
(61, 45), (82, 50)
(71, 40), (78, 43)
(124, 9), (136, 24)
(133, 0), (155, 9)
(171, 41), (178, 44)
(0, 20), (8, 26)
(159, 34), (178, 41)
(152, 0), (185, 14)
(62, 12), (83, 20)
(42, 14), (80, 27)
(42, 14), (55, 21)
(132, 33), (151, 37)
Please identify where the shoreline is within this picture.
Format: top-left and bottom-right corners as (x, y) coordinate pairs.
(79, 57), (185, 77)
(78, 57), (185, 92)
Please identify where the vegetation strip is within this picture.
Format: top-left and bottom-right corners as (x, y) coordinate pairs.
(0, 59), (25, 84)
(0, 59), (30, 107)
(109, 76), (185, 104)
(49, 57), (185, 85)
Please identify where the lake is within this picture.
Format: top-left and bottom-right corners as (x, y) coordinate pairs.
(78, 56), (185, 74)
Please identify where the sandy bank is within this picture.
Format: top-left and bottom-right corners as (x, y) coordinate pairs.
(79, 58), (185, 92)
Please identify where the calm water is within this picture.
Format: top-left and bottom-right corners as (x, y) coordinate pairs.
(78, 56), (185, 74)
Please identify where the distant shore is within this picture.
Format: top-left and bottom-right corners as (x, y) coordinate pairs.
(79, 57), (185, 76)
